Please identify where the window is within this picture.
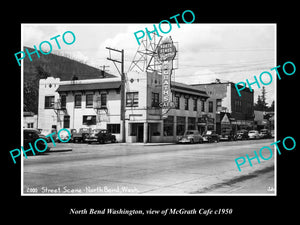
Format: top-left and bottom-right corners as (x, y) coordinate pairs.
(107, 124), (120, 134)
(188, 117), (196, 130)
(174, 96), (180, 109)
(163, 116), (174, 136)
(75, 95), (82, 108)
(216, 99), (222, 111)
(126, 92), (138, 107)
(60, 95), (66, 109)
(45, 96), (54, 109)
(27, 123), (34, 128)
(101, 93), (107, 108)
(235, 99), (242, 112)
(209, 101), (213, 113)
(176, 116), (186, 136)
(193, 99), (197, 111)
(151, 92), (159, 107)
(63, 115), (70, 128)
(86, 94), (93, 108)
(83, 115), (96, 125)
(201, 100), (205, 112)
(184, 98), (189, 110)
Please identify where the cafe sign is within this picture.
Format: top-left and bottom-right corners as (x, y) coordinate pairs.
(157, 37), (176, 118)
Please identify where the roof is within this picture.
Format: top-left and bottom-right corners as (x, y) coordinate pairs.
(56, 81), (121, 92)
(171, 81), (209, 98)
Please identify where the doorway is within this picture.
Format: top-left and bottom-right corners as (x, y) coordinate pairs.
(137, 123), (144, 142)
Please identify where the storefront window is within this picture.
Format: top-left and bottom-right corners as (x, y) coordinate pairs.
(163, 116), (174, 136)
(188, 117), (196, 130)
(176, 116), (186, 136)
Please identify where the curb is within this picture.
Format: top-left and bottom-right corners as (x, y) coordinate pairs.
(49, 148), (72, 153)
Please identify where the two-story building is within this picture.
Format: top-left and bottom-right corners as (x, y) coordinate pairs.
(38, 76), (123, 140)
(191, 80), (255, 134)
(38, 71), (212, 143)
(125, 71), (210, 143)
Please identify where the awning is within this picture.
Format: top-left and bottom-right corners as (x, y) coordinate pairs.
(56, 81), (121, 92)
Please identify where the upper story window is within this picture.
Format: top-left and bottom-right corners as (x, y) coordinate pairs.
(184, 98), (189, 110)
(209, 101), (213, 113)
(193, 99), (197, 111)
(75, 95), (82, 108)
(86, 94), (93, 108)
(126, 92), (138, 107)
(100, 93), (107, 108)
(60, 95), (66, 109)
(151, 92), (159, 107)
(45, 96), (54, 109)
(201, 100), (205, 112)
(174, 96), (180, 109)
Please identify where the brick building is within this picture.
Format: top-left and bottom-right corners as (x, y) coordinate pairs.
(191, 81), (254, 134)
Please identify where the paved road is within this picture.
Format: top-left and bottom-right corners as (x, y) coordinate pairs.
(23, 139), (275, 195)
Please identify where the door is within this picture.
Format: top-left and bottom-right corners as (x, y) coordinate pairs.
(137, 124), (144, 142)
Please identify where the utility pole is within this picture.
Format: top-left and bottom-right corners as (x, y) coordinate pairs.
(106, 47), (125, 143)
(99, 65), (110, 78)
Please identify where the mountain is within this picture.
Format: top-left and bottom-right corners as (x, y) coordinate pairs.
(23, 47), (116, 114)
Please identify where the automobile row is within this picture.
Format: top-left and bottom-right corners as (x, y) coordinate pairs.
(177, 129), (274, 144)
(24, 128), (274, 148)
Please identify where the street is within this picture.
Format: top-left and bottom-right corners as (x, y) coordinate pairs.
(23, 139), (275, 195)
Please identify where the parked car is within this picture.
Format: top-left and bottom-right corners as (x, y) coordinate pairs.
(23, 129), (50, 155)
(97, 129), (117, 144)
(202, 130), (219, 143)
(220, 129), (236, 141)
(56, 128), (71, 142)
(259, 129), (272, 139)
(248, 130), (260, 139)
(236, 130), (249, 140)
(177, 130), (203, 144)
(271, 130), (275, 138)
(25, 128), (50, 143)
(84, 129), (102, 144)
(72, 128), (92, 143)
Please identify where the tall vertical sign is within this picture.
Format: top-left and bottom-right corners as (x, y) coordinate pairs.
(157, 37), (177, 118)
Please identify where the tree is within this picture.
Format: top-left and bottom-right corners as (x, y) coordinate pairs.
(254, 88), (269, 111)
(261, 86), (268, 111)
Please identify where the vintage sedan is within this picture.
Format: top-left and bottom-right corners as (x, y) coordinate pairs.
(236, 130), (249, 140)
(85, 129), (116, 144)
(202, 130), (220, 143)
(177, 130), (203, 144)
(248, 130), (260, 139)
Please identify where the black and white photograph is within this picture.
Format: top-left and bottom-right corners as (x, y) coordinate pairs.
(4, 3), (298, 220)
(21, 23), (277, 195)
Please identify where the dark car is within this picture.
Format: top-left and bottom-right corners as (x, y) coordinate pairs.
(84, 129), (102, 144)
(97, 129), (116, 144)
(23, 129), (50, 155)
(236, 130), (249, 140)
(259, 129), (272, 139)
(202, 130), (220, 143)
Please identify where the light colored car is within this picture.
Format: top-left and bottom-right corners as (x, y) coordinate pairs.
(248, 130), (260, 139)
(177, 130), (203, 144)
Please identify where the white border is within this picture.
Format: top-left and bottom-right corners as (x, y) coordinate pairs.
(20, 23), (277, 197)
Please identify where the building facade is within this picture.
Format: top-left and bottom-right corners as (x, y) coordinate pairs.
(38, 77), (122, 140)
(192, 81), (254, 134)
(38, 72), (213, 143)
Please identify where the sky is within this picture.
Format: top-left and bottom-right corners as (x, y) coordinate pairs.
(22, 23), (276, 105)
